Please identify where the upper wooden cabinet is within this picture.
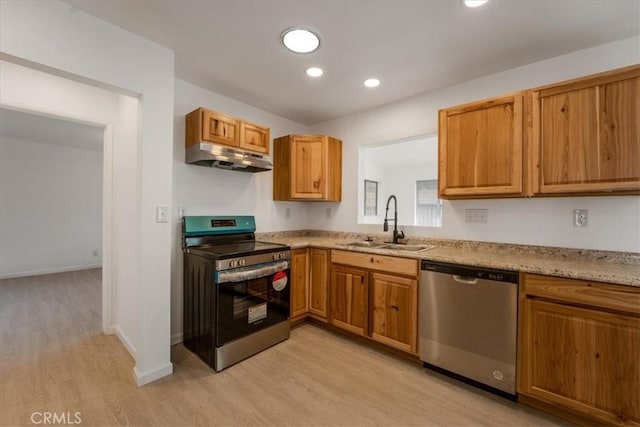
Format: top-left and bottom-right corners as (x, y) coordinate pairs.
(273, 135), (342, 201)
(185, 107), (270, 155)
(530, 65), (640, 195)
(438, 93), (525, 198)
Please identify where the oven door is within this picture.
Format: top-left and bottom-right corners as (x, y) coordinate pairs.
(215, 260), (290, 346)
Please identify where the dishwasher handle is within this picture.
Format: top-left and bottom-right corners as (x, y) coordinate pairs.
(453, 275), (478, 284)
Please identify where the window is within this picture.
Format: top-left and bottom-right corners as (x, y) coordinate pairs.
(358, 133), (441, 227)
(416, 180), (442, 227)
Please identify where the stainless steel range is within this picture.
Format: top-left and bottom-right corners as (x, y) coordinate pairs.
(182, 216), (291, 371)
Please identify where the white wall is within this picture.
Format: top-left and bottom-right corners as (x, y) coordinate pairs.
(1, 0), (174, 385)
(170, 79), (309, 342)
(0, 135), (102, 278)
(309, 36), (640, 252)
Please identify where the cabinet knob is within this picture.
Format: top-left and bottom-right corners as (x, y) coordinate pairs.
(313, 181), (320, 188)
(391, 305), (400, 311)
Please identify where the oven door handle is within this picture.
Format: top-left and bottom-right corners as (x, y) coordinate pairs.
(217, 261), (290, 284)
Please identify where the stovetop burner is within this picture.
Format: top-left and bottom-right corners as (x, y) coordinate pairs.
(186, 240), (289, 259)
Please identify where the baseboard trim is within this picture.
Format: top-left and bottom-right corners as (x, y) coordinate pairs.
(134, 362), (173, 386)
(0, 264), (103, 280)
(113, 325), (136, 358)
(171, 332), (183, 345)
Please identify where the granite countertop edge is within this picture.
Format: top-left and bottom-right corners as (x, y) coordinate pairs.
(256, 231), (640, 288)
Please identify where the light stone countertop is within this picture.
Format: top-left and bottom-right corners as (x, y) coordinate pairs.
(256, 233), (640, 288)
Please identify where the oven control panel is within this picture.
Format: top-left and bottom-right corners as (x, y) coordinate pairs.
(272, 252), (288, 261)
(216, 250), (291, 271)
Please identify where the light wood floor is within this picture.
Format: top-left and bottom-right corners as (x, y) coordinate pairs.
(0, 269), (568, 426)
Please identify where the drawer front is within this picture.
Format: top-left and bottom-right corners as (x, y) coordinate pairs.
(523, 273), (640, 315)
(331, 250), (418, 277)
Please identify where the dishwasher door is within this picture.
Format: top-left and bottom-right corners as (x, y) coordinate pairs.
(419, 261), (518, 395)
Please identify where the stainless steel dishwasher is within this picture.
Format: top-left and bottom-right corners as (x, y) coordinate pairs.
(419, 260), (518, 397)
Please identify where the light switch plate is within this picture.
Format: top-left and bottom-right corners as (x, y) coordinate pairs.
(156, 206), (168, 223)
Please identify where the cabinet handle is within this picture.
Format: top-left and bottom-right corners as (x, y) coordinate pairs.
(390, 305), (399, 311)
(361, 276), (364, 284)
(370, 257), (374, 263)
(313, 181), (319, 188)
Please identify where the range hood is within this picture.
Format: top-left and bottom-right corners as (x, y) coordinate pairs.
(186, 142), (273, 173)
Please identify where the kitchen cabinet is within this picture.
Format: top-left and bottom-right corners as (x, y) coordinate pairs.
(308, 248), (329, 321)
(289, 248), (330, 323)
(273, 134), (342, 201)
(371, 272), (417, 354)
(530, 65), (640, 195)
(438, 93), (524, 198)
(330, 250), (419, 354)
(518, 273), (640, 426)
(290, 249), (309, 322)
(185, 107), (270, 155)
(330, 264), (369, 335)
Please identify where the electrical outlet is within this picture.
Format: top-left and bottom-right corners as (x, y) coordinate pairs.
(573, 209), (588, 227)
(326, 207), (332, 218)
(285, 207), (291, 218)
(465, 208), (488, 224)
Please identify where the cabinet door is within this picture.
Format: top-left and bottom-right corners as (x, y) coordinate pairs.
(532, 66), (640, 194)
(371, 273), (417, 354)
(309, 248), (328, 320)
(439, 93), (524, 198)
(330, 265), (368, 335)
(291, 135), (327, 199)
(240, 122), (270, 155)
(201, 110), (239, 147)
(520, 298), (640, 425)
(290, 249), (308, 320)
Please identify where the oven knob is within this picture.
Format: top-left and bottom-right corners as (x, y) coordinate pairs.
(279, 252), (286, 260)
(229, 260), (237, 268)
(272, 253), (278, 261)
(239, 259), (245, 266)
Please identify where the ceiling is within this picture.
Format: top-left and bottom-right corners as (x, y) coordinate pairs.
(64, 0), (639, 125)
(0, 108), (104, 151)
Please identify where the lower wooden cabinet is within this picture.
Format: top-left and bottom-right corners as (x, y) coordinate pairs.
(371, 273), (417, 354)
(290, 249), (309, 321)
(518, 274), (640, 425)
(308, 248), (329, 320)
(330, 250), (419, 355)
(330, 265), (369, 335)
(289, 248), (329, 323)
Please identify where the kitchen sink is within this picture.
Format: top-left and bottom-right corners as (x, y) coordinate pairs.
(341, 241), (435, 252)
(380, 244), (436, 252)
(342, 241), (387, 248)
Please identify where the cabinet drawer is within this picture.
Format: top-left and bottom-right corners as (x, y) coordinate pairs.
(331, 250), (418, 277)
(523, 273), (640, 315)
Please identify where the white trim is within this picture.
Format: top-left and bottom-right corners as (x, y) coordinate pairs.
(101, 123), (114, 335)
(171, 333), (184, 346)
(134, 362), (173, 387)
(0, 264), (103, 280)
(113, 324), (136, 358)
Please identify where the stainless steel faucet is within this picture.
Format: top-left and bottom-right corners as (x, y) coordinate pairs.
(383, 194), (405, 244)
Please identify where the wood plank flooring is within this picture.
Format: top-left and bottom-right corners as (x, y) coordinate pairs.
(0, 269), (568, 426)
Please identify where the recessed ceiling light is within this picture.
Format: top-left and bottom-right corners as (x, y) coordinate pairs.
(282, 27), (321, 54)
(306, 67), (324, 77)
(464, 0), (489, 7)
(364, 78), (380, 88)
